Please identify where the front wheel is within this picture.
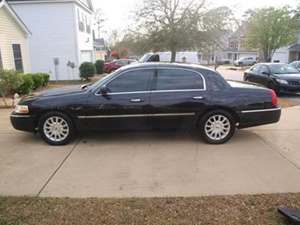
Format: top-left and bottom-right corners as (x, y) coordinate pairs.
(38, 112), (75, 146)
(199, 110), (236, 144)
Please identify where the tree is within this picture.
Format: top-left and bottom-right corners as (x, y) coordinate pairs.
(133, 0), (232, 62)
(245, 7), (299, 62)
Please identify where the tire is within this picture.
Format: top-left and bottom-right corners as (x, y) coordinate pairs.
(38, 111), (75, 146)
(199, 110), (236, 144)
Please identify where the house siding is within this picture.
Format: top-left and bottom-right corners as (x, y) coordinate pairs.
(11, 2), (79, 80)
(0, 6), (30, 72)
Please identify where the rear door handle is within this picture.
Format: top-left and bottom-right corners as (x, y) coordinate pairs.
(130, 98), (143, 103)
(193, 96), (204, 100)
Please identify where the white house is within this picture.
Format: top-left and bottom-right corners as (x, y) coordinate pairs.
(0, 0), (31, 72)
(7, 0), (94, 80)
(272, 34), (300, 63)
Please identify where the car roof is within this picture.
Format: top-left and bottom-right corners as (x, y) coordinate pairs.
(118, 62), (216, 73)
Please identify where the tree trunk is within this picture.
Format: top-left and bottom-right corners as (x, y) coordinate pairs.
(171, 49), (176, 63)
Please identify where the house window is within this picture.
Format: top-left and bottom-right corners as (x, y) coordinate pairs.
(12, 44), (23, 72)
(86, 17), (91, 34)
(0, 48), (3, 70)
(78, 10), (85, 32)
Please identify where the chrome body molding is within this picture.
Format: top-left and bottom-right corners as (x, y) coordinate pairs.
(78, 113), (196, 119)
(241, 108), (281, 114)
(10, 115), (31, 118)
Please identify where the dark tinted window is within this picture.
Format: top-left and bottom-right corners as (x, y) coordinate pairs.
(107, 69), (153, 93)
(156, 69), (204, 90)
(12, 44), (23, 72)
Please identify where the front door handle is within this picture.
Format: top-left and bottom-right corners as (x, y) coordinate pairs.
(130, 98), (143, 103)
(193, 96), (204, 100)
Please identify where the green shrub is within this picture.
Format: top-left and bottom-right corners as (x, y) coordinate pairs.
(79, 62), (96, 80)
(40, 73), (50, 86)
(95, 60), (104, 74)
(0, 70), (24, 96)
(17, 74), (34, 95)
(31, 73), (44, 89)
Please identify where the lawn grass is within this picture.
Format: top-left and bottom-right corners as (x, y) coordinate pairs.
(0, 193), (299, 225)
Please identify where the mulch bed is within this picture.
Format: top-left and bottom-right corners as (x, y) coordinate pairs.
(0, 193), (299, 225)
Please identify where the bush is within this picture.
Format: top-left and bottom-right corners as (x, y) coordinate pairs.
(95, 60), (104, 74)
(40, 73), (50, 86)
(79, 62), (96, 80)
(31, 73), (44, 90)
(17, 74), (34, 95)
(0, 70), (23, 96)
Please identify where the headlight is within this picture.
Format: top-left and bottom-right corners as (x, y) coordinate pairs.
(276, 79), (288, 85)
(15, 105), (29, 114)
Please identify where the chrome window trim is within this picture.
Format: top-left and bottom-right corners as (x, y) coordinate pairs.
(95, 67), (207, 96)
(241, 108), (281, 114)
(78, 112), (196, 119)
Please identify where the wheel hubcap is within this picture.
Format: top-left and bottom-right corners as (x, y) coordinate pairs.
(205, 115), (231, 141)
(43, 116), (69, 142)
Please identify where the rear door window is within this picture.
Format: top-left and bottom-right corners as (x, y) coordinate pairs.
(155, 69), (204, 91)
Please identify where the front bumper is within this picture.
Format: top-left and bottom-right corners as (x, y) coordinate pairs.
(278, 84), (300, 93)
(238, 107), (281, 129)
(10, 113), (36, 132)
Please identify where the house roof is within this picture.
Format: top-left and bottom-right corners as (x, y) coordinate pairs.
(7, 0), (94, 12)
(0, 0), (31, 35)
(289, 44), (300, 51)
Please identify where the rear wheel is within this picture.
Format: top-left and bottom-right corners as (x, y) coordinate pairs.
(199, 110), (236, 144)
(38, 111), (74, 146)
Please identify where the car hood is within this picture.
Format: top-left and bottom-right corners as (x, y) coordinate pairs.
(273, 73), (300, 80)
(38, 85), (85, 97)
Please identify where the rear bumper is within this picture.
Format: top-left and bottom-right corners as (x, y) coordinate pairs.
(10, 114), (36, 132)
(238, 107), (281, 129)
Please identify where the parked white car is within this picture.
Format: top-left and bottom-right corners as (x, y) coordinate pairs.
(234, 57), (257, 66)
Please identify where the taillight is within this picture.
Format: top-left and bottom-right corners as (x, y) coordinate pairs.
(270, 90), (278, 107)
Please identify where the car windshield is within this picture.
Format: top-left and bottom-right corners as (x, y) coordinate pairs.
(269, 64), (300, 74)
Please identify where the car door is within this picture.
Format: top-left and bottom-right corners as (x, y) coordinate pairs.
(246, 65), (260, 82)
(257, 65), (271, 87)
(149, 68), (207, 129)
(85, 69), (154, 130)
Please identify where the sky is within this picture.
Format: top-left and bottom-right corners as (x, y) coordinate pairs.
(92, 0), (299, 37)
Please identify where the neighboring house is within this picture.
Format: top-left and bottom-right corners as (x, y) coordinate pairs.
(0, 0), (31, 72)
(94, 37), (107, 61)
(272, 34), (300, 63)
(221, 25), (258, 63)
(7, 0), (94, 80)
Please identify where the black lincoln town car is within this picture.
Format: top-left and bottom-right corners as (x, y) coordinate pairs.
(11, 63), (281, 145)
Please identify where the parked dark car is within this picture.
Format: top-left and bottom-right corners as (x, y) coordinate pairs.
(11, 63), (281, 146)
(244, 63), (300, 94)
(104, 59), (136, 73)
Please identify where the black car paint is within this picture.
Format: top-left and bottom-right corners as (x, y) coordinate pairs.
(244, 63), (300, 93)
(11, 63), (281, 134)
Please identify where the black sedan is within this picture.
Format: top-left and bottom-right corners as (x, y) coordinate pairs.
(11, 63), (281, 146)
(244, 63), (300, 94)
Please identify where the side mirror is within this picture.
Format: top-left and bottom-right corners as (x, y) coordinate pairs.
(99, 85), (109, 96)
(262, 71), (270, 76)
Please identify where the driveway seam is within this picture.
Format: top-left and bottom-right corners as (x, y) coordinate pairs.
(254, 132), (300, 171)
(36, 139), (81, 197)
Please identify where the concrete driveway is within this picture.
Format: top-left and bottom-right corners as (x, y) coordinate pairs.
(1, 107), (300, 198)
